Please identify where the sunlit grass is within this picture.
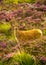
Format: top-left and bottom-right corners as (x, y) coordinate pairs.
(2, 52), (36, 65)
(0, 22), (11, 32)
(13, 52), (36, 65)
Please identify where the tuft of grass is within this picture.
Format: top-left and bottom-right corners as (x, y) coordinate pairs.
(0, 22), (11, 32)
(2, 52), (36, 65)
(13, 52), (36, 65)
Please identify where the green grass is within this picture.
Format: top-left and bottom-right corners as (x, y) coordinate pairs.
(2, 52), (36, 65)
(43, 29), (46, 36)
(13, 52), (36, 65)
(3, 0), (36, 4)
(0, 22), (11, 32)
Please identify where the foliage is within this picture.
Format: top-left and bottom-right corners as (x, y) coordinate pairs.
(2, 52), (36, 65)
(0, 1), (46, 65)
(0, 61), (3, 65)
(0, 35), (6, 40)
(25, 0), (36, 3)
(43, 29), (46, 36)
(3, 0), (36, 4)
(0, 22), (11, 33)
(4, 0), (18, 4)
(13, 52), (36, 65)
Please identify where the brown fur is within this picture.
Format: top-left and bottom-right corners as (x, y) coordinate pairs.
(17, 29), (42, 41)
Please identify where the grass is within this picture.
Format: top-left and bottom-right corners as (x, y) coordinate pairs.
(2, 52), (36, 65)
(0, 1), (46, 65)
